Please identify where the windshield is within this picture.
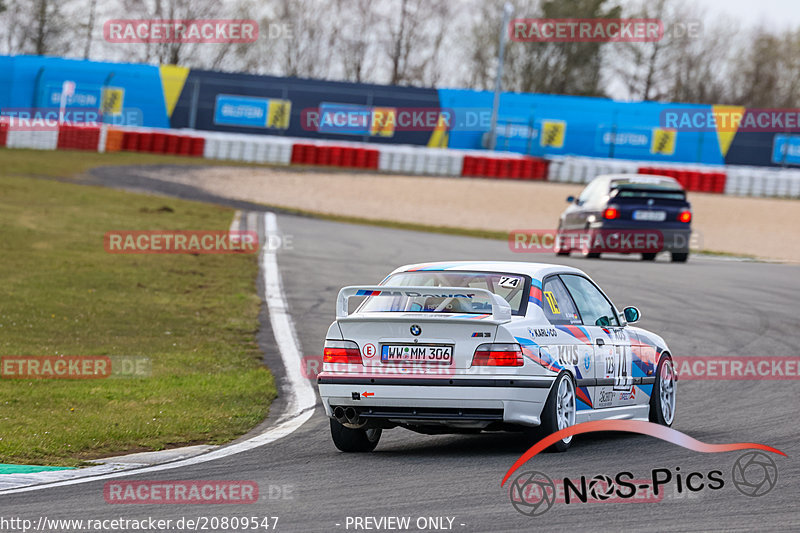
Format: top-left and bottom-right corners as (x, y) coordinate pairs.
(357, 271), (529, 315)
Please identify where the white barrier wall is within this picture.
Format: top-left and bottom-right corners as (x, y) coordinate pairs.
(2, 126), (800, 199)
(377, 147), (463, 176)
(6, 129), (58, 150)
(202, 132), (293, 165)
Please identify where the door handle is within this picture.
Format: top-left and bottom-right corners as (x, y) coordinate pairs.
(596, 338), (605, 346)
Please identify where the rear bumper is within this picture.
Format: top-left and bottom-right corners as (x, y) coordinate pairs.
(317, 375), (555, 428)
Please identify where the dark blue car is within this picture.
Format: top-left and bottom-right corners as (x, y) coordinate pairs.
(555, 174), (692, 262)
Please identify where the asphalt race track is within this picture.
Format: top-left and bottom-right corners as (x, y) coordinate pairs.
(2, 169), (798, 532)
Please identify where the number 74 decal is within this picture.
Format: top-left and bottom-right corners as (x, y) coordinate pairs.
(613, 345), (633, 390)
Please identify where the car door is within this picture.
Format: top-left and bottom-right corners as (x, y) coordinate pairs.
(561, 181), (594, 230)
(559, 274), (634, 409)
(539, 276), (598, 411)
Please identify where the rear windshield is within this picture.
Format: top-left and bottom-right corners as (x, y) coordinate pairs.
(611, 186), (686, 201)
(357, 271), (529, 315)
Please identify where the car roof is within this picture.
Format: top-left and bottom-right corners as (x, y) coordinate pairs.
(390, 261), (585, 281)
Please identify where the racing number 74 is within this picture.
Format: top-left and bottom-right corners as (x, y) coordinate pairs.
(613, 345), (633, 390)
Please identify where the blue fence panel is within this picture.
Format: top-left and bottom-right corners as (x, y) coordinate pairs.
(438, 88), (724, 165)
(0, 55), (168, 128)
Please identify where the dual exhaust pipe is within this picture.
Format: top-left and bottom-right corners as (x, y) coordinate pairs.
(333, 406), (362, 425)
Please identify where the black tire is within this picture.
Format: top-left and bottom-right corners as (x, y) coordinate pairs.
(579, 228), (600, 258)
(329, 419), (382, 452)
(641, 253), (657, 261)
(649, 356), (676, 426)
(554, 228), (570, 256)
(535, 373), (577, 453)
(671, 252), (689, 263)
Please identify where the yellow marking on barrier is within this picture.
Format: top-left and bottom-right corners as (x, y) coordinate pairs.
(267, 99), (292, 129)
(371, 107), (397, 137)
(712, 105), (745, 157)
(651, 128), (676, 155)
(100, 87), (125, 116)
(540, 121), (566, 148)
(427, 113), (450, 147)
(159, 65), (190, 117)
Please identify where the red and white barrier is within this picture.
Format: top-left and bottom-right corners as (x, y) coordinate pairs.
(0, 120), (9, 147)
(548, 156), (728, 193)
(1, 124), (800, 199)
(638, 166), (726, 193)
(461, 153), (548, 180)
(203, 132), (292, 165)
(5, 128), (59, 150)
(378, 146), (465, 176)
(290, 141), (379, 169)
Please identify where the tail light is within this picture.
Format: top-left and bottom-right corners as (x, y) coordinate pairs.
(472, 343), (524, 367)
(323, 340), (362, 365)
(678, 210), (692, 223)
(603, 207), (619, 220)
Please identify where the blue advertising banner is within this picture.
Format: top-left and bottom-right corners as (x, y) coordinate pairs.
(316, 102), (372, 135)
(438, 88), (719, 164)
(0, 55), (169, 128)
(771, 134), (800, 165)
(595, 126), (651, 156)
(214, 94), (292, 129)
(43, 82), (101, 108)
(214, 95), (270, 128)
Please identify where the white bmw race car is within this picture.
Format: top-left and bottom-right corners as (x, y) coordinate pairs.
(317, 261), (677, 452)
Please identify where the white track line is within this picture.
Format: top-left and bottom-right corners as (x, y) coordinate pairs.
(263, 212), (317, 417)
(229, 210), (242, 234)
(0, 211), (315, 495)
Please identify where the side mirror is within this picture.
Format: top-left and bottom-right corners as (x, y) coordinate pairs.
(595, 316), (610, 327)
(623, 306), (640, 323)
(566, 195), (575, 203)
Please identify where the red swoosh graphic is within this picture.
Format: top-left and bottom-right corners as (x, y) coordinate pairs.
(501, 420), (786, 487)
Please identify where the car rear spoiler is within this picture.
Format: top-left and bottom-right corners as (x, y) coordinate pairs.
(336, 285), (512, 322)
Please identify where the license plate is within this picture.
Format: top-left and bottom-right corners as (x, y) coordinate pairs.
(381, 345), (453, 363)
(633, 210), (666, 221)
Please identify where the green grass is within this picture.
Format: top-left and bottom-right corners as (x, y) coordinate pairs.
(0, 148), (226, 178)
(0, 147), (328, 180)
(0, 167), (276, 466)
(692, 249), (758, 259)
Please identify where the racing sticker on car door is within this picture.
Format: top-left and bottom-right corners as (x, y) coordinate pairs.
(595, 328), (635, 407)
(612, 344), (634, 391)
(611, 328), (635, 407)
(538, 341), (595, 411)
(594, 343), (617, 408)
